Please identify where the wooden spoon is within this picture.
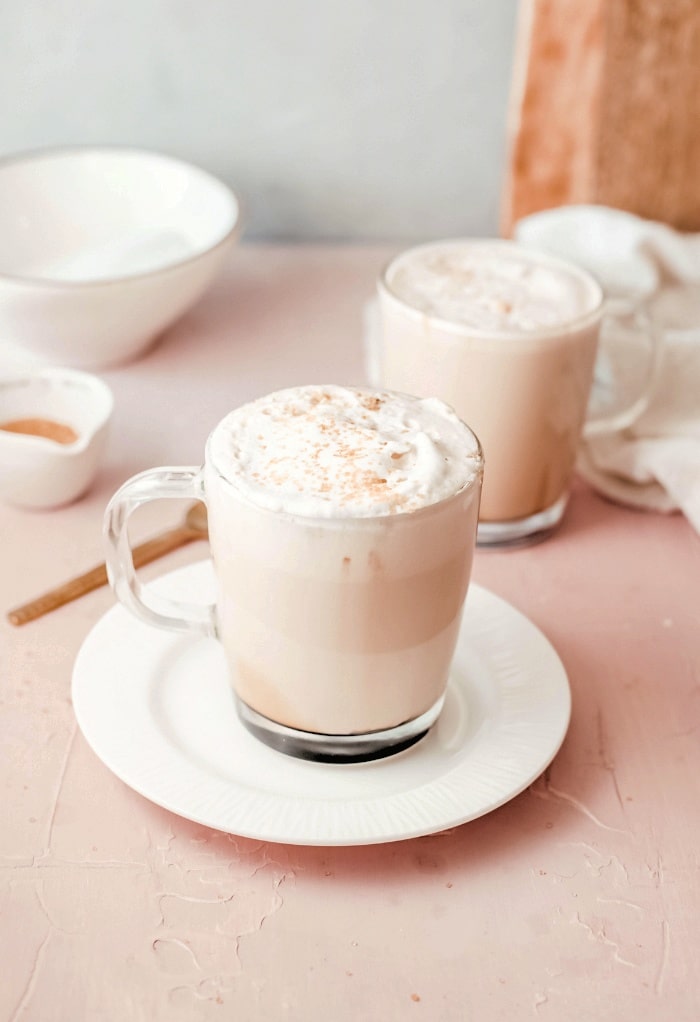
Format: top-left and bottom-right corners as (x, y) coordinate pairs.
(7, 501), (208, 627)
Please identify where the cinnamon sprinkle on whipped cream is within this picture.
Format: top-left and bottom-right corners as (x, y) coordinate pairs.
(208, 385), (482, 517)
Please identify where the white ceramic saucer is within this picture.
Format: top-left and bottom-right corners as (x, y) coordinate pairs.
(72, 561), (570, 847)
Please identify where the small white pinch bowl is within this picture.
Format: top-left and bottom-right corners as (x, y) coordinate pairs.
(0, 147), (242, 369)
(0, 368), (113, 509)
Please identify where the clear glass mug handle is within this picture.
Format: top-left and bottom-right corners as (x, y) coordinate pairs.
(103, 466), (217, 638)
(584, 297), (664, 437)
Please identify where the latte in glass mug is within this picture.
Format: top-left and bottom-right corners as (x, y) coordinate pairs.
(105, 385), (483, 761)
(376, 240), (659, 545)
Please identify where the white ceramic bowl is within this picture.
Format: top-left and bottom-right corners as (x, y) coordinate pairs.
(0, 148), (242, 368)
(0, 368), (113, 508)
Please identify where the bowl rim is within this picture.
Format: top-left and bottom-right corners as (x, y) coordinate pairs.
(0, 145), (244, 290)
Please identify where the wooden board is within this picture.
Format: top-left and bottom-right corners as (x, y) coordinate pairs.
(502, 0), (700, 233)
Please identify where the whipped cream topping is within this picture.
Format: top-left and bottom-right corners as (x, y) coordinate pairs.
(385, 241), (599, 333)
(208, 385), (482, 517)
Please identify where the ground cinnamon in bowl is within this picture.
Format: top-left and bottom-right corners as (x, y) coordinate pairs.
(0, 418), (78, 445)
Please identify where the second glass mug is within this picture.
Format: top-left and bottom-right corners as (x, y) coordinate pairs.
(371, 239), (662, 545)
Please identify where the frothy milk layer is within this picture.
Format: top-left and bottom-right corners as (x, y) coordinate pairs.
(208, 385), (481, 517)
(385, 242), (600, 333)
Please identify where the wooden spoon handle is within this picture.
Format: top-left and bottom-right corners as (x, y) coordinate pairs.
(7, 526), (199, 627)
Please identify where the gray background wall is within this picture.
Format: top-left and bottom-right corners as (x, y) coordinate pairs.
(0, 1), (518, 241)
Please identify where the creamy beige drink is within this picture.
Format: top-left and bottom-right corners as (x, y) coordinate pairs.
(378, 241), (603, 540)
(204, 385), (482, 746)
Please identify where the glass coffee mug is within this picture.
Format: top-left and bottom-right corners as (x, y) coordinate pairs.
(372, 240), (662, 545)
(104, 386), (484, 762)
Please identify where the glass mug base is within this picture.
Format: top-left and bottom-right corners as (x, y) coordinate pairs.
(476, 494), (568, 548)
(236, 694), (446, 763)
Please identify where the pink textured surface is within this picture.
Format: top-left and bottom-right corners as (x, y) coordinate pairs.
(1, 245), (699, 1020)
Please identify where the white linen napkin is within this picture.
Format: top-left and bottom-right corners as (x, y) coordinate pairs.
(515, 205), (700, 534)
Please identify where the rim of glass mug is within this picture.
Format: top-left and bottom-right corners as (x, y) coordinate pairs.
(378, 238), (606, 340)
